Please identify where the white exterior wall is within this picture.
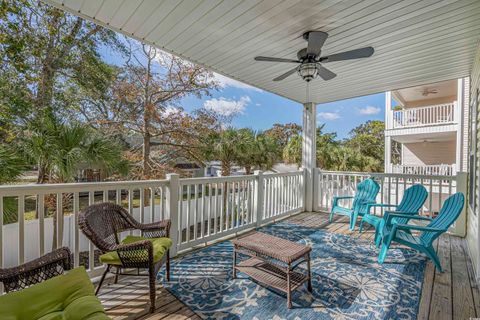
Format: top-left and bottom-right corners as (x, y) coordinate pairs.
(401, 141), (456, 166)
(467, 45), (480, 280)
(463, 77), (471, 172)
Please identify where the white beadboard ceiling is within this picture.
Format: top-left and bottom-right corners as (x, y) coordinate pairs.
(42, 0), (480, 104)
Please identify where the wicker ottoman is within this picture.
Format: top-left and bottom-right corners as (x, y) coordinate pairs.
(231, 232), (312, 308)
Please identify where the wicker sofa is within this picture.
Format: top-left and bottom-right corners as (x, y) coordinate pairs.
(0, 247), (109, 320)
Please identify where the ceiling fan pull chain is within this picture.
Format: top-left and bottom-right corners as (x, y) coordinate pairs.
(306, 81), (310, 103)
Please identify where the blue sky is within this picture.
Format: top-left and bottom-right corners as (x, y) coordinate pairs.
(181, 76), (386, 139)
(100, 43), (385, 140)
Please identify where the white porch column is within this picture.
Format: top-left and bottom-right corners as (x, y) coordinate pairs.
(385, 91), (393, 129)
(385, 136), (392, 173)
(302, 102), (317, 212)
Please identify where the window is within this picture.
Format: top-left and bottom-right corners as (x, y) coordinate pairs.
(468, 88), (478, 213)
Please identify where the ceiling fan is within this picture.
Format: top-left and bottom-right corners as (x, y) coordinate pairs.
(420, 88), (438, 96)
(254, 31), (374, 82)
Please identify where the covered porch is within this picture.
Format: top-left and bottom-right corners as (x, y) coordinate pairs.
(2, 0), (480, 319)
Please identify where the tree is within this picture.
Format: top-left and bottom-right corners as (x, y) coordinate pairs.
(0, 0), (122, 127)
(208, 128), (244, 177)
(21, 116), (129, 184)
(283, 125), (341, 169)
(21, 115), (129, 249)
(346, 120), (384, 172)
(236, 129), (278, 174)
(76, 42), (218, 178)
(264, 123), (301, 159)
(0, 145), (27, 224)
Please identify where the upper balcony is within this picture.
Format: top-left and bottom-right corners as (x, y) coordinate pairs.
(391, 102), (457, 129)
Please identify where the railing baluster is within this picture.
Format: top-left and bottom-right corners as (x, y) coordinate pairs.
(139, 188), (144, 224)
(18, 195), (25, 264)
(73, 192), (80, 268)
(186, 185), (191, 242)
(88, 191), (94, 271)
(193, 184), (198, 240)
(0, 197), (3, 268)
(38, 195), (45, 257)
(201, 183), (206, 238)
(220, 183), (225, 233)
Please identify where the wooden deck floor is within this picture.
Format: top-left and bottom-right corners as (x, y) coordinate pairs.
(99, 212), (480, 320)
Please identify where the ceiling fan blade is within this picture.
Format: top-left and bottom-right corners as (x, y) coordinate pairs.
(255, 56), (300, 63)
(273, 67), (298, 81)
(306, 31), (328, 56)
(317, 66), (336, 81)
(321, 46), (374, 62)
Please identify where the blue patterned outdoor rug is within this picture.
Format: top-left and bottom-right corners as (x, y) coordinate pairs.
(159, 222), (426, 320)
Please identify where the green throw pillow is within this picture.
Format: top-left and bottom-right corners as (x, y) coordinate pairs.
(0, 267), (109, 320)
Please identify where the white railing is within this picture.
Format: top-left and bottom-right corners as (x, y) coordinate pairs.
(314, 169), (467, 236)
(0, 170), (304, 276)
(0, 180), (170, 277)
(392, 102), (456, 128)
(392, 164), (456, 176)
(0, 167), (468, 278)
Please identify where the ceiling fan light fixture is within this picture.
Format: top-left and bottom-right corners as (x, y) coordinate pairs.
(298, 63), (318, 82)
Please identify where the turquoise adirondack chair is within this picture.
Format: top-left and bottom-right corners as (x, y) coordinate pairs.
(330, 178), (380, 231)
(377, 192), (464, 272)
(359, 184), (428, 247)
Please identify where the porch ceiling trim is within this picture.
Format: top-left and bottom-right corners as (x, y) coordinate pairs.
(43, 0), (480, 104)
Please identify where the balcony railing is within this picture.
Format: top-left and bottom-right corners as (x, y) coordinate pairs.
(391, 164), (456, 176)
(0, 169), (467, 279)
(391, 102), (456, 129)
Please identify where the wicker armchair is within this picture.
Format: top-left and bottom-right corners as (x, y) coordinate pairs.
(0, 247), (72, 293)
(78, 202), (171, 313)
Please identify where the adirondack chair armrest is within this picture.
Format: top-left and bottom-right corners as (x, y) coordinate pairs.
(366, 203), (398, 214)
(394, 223), (446, 233)
(332, 196), (354, 207)
(384, 213), (432, 225)
(357, 199), (376, 206)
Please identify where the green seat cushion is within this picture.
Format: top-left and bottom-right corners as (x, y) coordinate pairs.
(0, 267), (109, 320)
(99, 235), (172, 266)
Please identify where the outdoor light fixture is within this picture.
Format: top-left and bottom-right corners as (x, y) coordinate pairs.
(297, 63), (319, 82)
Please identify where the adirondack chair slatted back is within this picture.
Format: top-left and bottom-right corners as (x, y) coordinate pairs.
(352, 178), (380, 213)
(394, 184), (428, 224)
(420, 192), (464, 245)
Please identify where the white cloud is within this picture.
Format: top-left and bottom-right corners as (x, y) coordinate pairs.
(212, 73), (263, 92)
(162, 105), (184, 117)
(318, 112), (341, 121)
(203, 96), (251, 117)
(357, 105), (381, 115)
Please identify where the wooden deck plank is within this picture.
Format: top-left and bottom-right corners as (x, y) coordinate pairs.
(98, 211), (476, 320)
(429, 235), (453, 320)
(417, 239), (438, 320)
(462, 238), (480, 317)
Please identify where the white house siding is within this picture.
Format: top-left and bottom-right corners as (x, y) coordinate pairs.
(467, 44), (480, 280)
(463, 77), (471, 172)
(402, 95), (457, 108)
(401, 141), (456, 166)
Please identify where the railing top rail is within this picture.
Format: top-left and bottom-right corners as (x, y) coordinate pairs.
(392, 102), (455, 113)
(264, 170), (303, 177)
(0, 179), (169, 196)
(319, 170), (456, 181)
(179, 174), (256, 185)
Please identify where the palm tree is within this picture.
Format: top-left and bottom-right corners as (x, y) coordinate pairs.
(0, 145), (27, 224)
(21, 117), (129, 249)
(210, 128), (243, 177)
(237, 130), (278, 174)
